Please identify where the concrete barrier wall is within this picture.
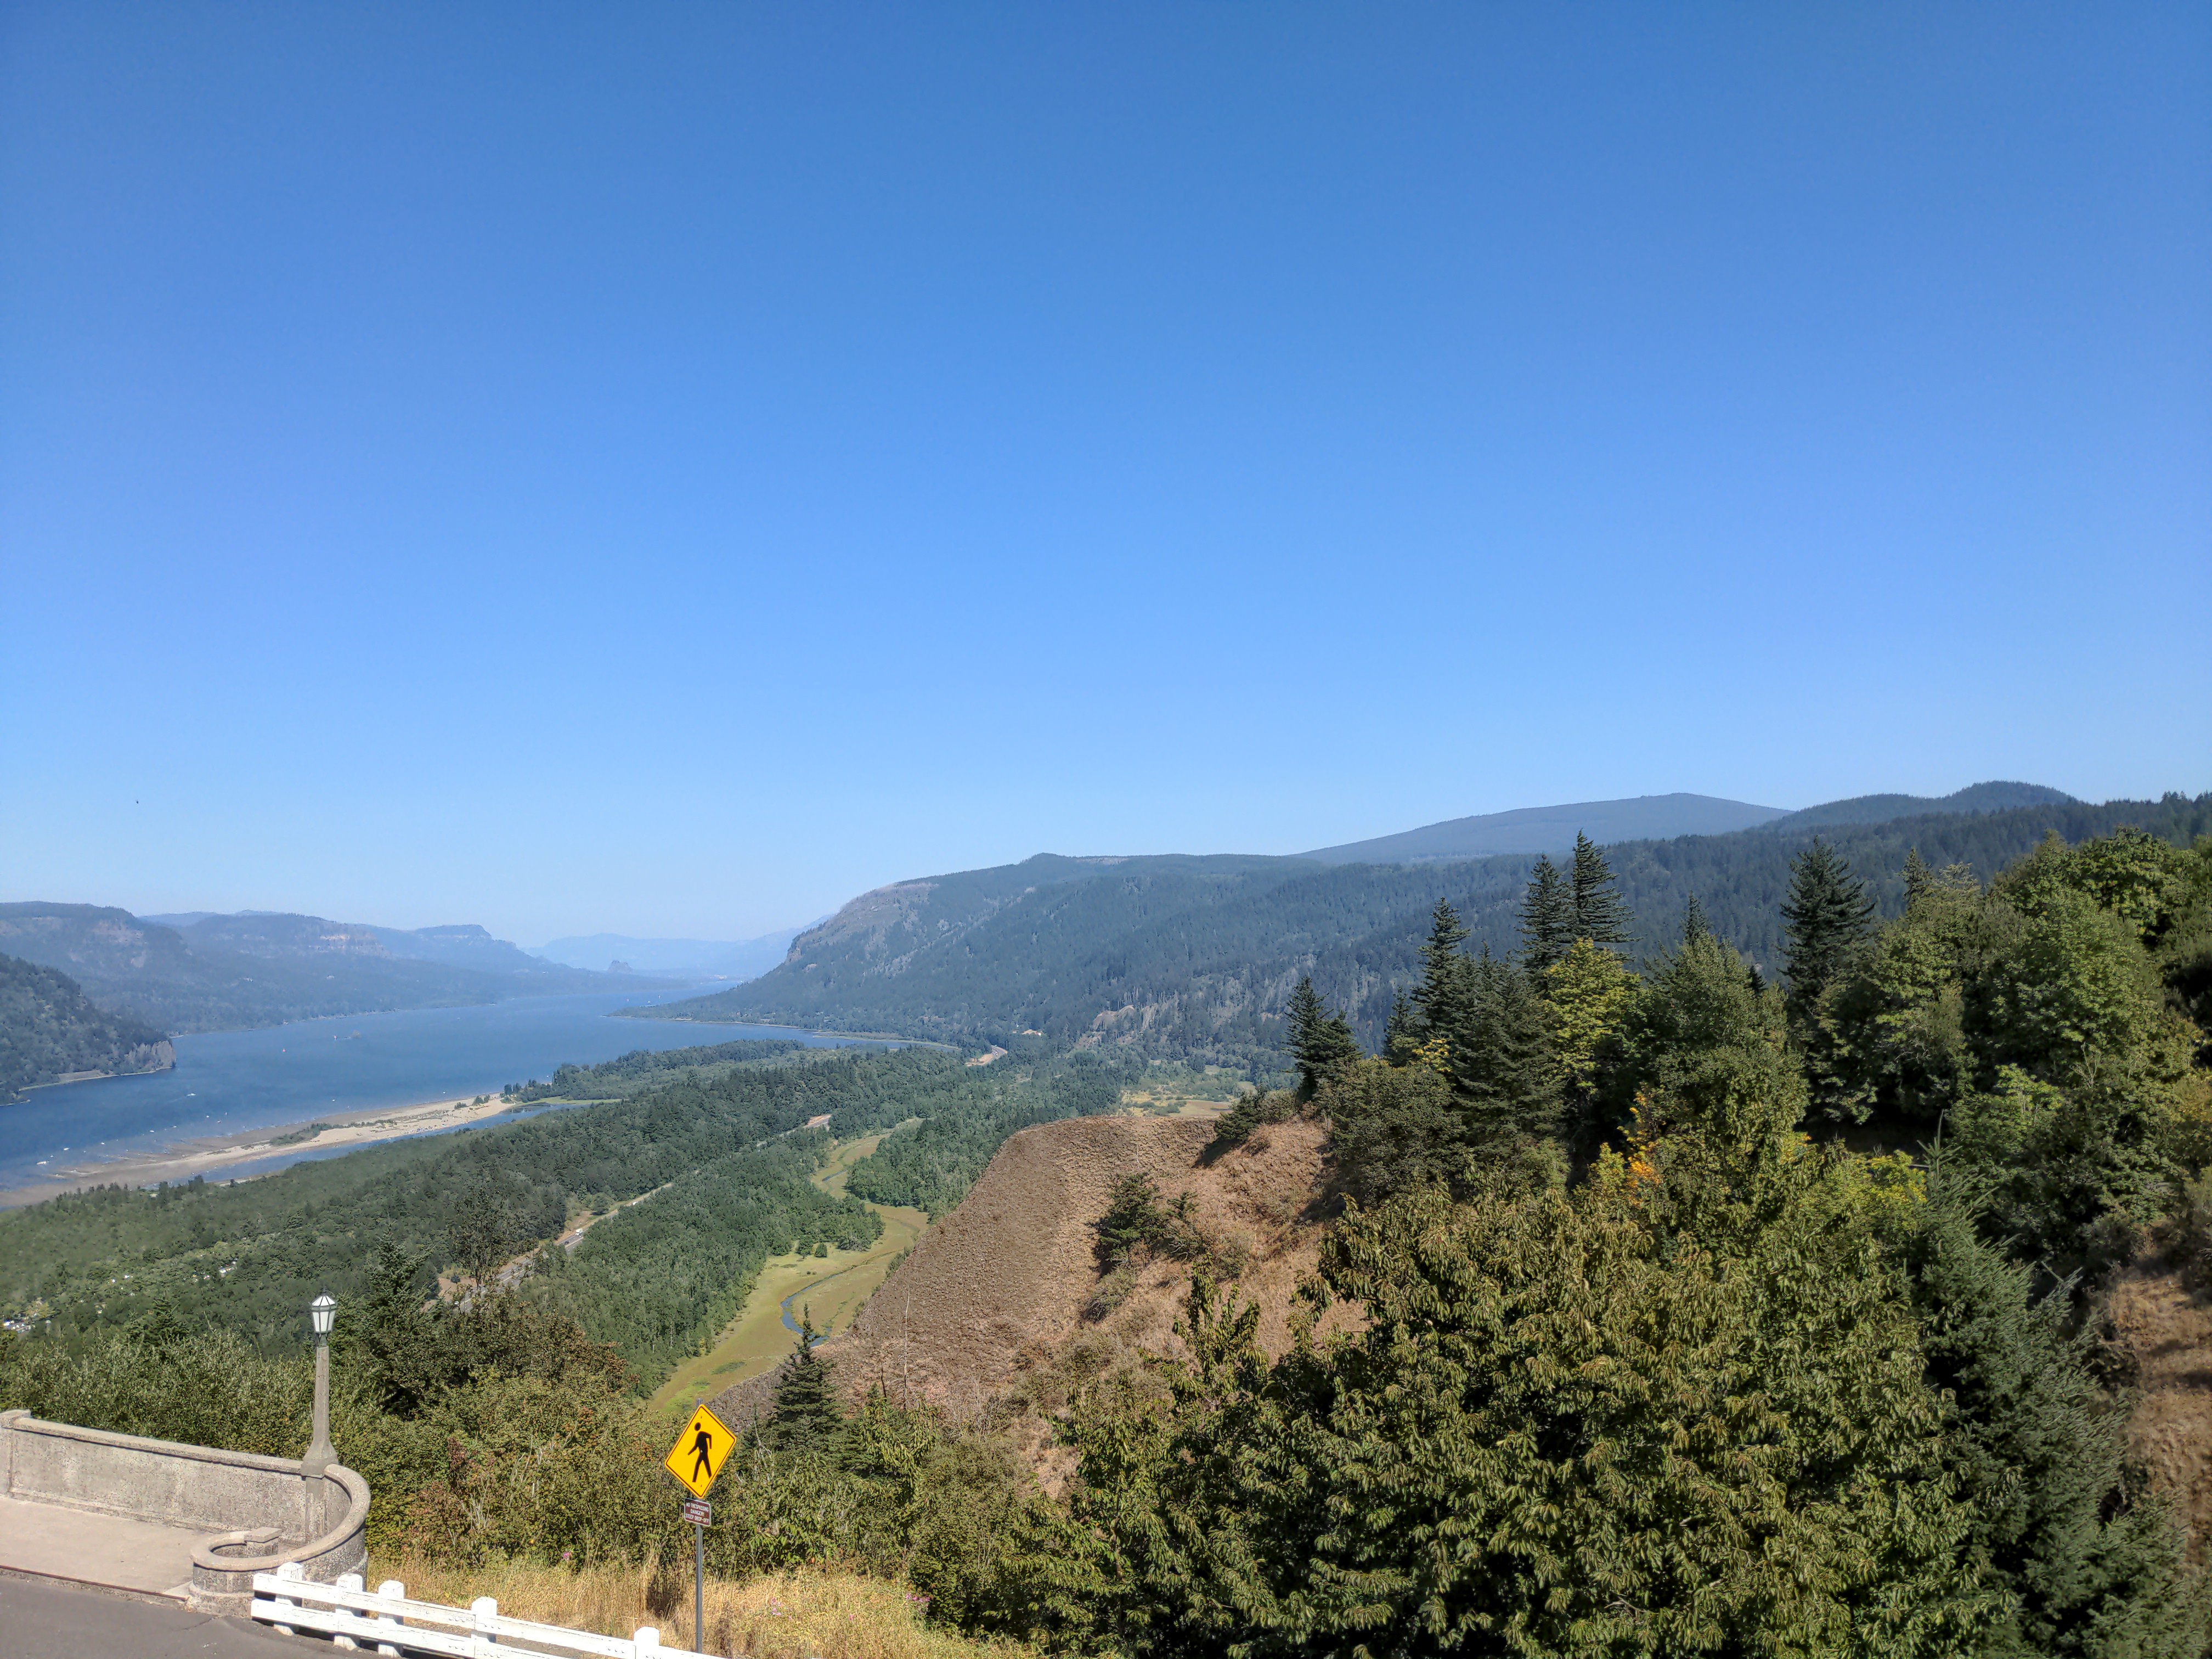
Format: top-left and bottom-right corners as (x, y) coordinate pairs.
(0, 1409), (369, 1611)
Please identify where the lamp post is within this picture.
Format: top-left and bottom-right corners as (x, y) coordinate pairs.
(302, 1293), (337, 1482)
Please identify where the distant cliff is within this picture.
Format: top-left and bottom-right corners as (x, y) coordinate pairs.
(0, 904), (619, 1035)
(0, 953), (174, 1103)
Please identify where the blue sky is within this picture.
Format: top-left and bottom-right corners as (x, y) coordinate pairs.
(3, 4), (2207, 943)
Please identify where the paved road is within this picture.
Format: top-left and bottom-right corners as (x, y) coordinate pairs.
(0, 1575), (315, 1657)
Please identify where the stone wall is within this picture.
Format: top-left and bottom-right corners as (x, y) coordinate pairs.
(0, 1409), (369, 1612)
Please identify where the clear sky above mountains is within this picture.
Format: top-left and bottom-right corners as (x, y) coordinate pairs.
(3, 4), (2206, 941)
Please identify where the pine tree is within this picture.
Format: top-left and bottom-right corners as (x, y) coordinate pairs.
(1453, 950), (1558, 1151)
(1781, 836), (1876, 1018)
(1314, 1010), (1360, 1084)
(1284, 977), (1324, 1071)
(1904, 847), (1936, 906)
(764, 1310), (845, 1457)
(352, 1239), (445, 1417)
(1905, 1176), (2204, 1656)
(1569, 833), (1634, 948)
(1285, 975), (1361, 1097)
(1519, 856), (1574, 972)
(1681, 892), (1709, 946)
(1383, 988), (1421, 1066)
(1412, 900), (1476, 1045)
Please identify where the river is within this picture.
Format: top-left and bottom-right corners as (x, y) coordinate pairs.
(0, 985), (871, 1196)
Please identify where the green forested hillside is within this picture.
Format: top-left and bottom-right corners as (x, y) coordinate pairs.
(0, 1042), (1128, 1387)
(0, 904), (617, 1034)
(844, 1053), (1136, 1217)
(1769, 780), (2076, 830)
(0, 954), (173, 1103)
(504, 1036), (852, 1102)
(645, 793), (2212, 1068)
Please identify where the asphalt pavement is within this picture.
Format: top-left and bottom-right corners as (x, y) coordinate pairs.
(0, 1575), (318, 1657)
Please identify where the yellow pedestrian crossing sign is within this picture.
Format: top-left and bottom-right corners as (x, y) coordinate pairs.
(663, 1402), (735, 1499)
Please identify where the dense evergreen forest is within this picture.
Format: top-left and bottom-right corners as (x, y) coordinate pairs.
(653, 792), (2212, 1069)
(503, 1036), (864, 1102)
(5, 811), (2205, 1658)
(0, 952), (174, 1102)
(0, 902), (617, 1033)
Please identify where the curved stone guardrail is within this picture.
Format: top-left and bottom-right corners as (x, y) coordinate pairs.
(0, 1408), (369, 1613)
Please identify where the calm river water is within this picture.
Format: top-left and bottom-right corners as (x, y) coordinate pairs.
(0, 985), (870, 1196)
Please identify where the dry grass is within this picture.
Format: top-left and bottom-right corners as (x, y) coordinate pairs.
(2107, 1256), (2212, 1558)
(373, 1550), (1018, 1659)
(733, 1114), (1347, 1440)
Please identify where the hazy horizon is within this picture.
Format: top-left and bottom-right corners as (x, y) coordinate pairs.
(9, 778), (2203, 944)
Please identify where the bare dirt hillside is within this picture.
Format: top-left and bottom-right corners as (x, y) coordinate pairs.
(709, 1111), (1346, 1453)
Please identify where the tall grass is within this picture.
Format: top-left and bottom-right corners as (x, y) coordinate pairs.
(376, 1551), (1015, 1659)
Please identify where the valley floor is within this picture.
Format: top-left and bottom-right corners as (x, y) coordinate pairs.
(647, 1133), (928, 1423)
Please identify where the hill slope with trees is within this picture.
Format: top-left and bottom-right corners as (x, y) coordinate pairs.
(645, 792), (2211, 1070)
(0, 953), (174, 1103)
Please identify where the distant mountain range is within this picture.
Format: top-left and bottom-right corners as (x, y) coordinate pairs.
(0, 905), (620, 1036)
(1302, 793), (1791, 864)
(529, 929), (804, 981)
(1300, 781), (2077, 865)
(647, 783), (2199, 1069)
(1767, 781), (2078, 830)
(0, 779), (2119, 1057)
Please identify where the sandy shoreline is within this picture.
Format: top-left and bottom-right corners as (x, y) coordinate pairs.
(0, 1091), (537, 1209)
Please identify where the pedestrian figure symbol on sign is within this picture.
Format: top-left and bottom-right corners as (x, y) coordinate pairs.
(663, 1402), (735, 1499)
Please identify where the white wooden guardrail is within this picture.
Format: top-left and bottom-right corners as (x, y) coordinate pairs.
(250, 1562), (715, 1658)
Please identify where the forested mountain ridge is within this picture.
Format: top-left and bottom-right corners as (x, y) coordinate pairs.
(0, 954), (174, 1103)
(0, 903), (622, 1034)
(1302, 791), (1790, 862)
(647, 792), (2211, 1068)
(1768, 780), (2077, 830)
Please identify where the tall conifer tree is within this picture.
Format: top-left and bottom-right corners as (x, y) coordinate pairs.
(765, 1310), (844, 1457)
(1519, 856), (1575, 972)
(1285, 977), (1325, 1070)
(1413, 900), (1476, 1044)
(1285, 975), (1360, 1096)
(1781, 836), (1876, 1017)
(1454, 950), (1558, 1149)
(1681, 892), (1710, 946)
(1569, 832), (1634, 948)
(1383, 988), (1420, 1067)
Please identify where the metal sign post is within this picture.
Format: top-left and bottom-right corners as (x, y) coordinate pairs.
(662, 1404), (733, 1656)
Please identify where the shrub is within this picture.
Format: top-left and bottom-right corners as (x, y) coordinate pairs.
(1082, 1266), (1135, 1322)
